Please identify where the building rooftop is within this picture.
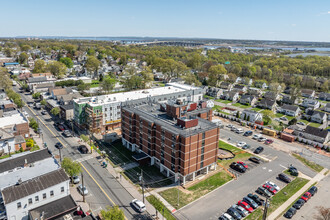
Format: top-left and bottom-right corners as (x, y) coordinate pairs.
(0, 112), (28, 128)
(74, 83), (201, 106)
(2, 168), (68, 204)
(124, 103), (217, 137)
(29, 195), (78, 220)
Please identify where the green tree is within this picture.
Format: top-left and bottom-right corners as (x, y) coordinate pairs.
(40, 99), (47, 106)
(288, 118), (297, 125)
(61, 157), (81, 180)
(47, 61), (67, 78)
(33, 60), (48, 73)
(262, 110), (275, 125)
(153, 58), (188, 82)
(0, 68), (12, 90)
(29, 117), (39, 132)
(207, 64), (228, 86)
(100, 206), (125, 220)
(20, 45), (31, 52)
(85, 56), (102, 79)
(32, 92), (41, 99)
(77, 83), (91, 92)
(246, 115), (250, 122)
(18, 52), (29, 64)
(236, 111), (240, 118)
(50, 107), (60, 116)
(4, 48), (13, 57)
(100, 77), (116, 94)
(60, 57), (74, 68)
(183, 72), (202, 86)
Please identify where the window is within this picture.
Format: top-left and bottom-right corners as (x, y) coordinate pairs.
(110, 107), (112, 110)
(28, 198), (32, 205)
(61, 187), (64, 193)
(43, 193), (47, 199)
(17, 202), (22, 209)
(105, 108), (107, 111)
(35, 196), (39, 202)
(50, 190), (54, 196)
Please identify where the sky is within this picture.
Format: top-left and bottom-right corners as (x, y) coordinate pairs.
(1, 0), (330, 42)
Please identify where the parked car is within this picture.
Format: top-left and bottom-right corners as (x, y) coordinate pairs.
(301, 192), (312, 202)
(252, 134), (262, 139)
(236, 128), (244, 134)
(308, 186), (318, 196)
(227, 207), (242, 220)
(55, 142), (63, 149)
(243, 131), (253, 136)
(292, 199), (305, 209)
(247, 193), (264, 206)
(232, 204), (248, 217)
(249, 157), (261, 164)
(262, 184), (277, 195)
(280, 116), (288, 121)
(278, 173), (291, 183)
(265, 181), (280, 191)
(62, 130), (72, 137)
(237, 161), (248, 169)
(254, 146), (264, 154)
(231, 126), (237, 131)
(258, 137), (267, 142)
(78, 145), (89, 154)
(256, 187), (272, 197)
(58, 124), (65, 131)
(41, 110), (47, 115)
(72, 175), (80, 184)
(288, 166), (298, 176)
(237, 200), (253, 213)
(242, 144), (250, 150)
(284, 207), (297, 219)
(264, 139), (274, 145)
(226, 124), (233, 128)
(243, 197), (258, 209)
(297, 121), (306, 126)
(131, 199), (146, 212)
(230, 162), (247, 173)
(77, 184), (88, 195)
(237, 142), (247, 148)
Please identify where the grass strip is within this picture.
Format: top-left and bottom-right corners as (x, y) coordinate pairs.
(292, 153), (324, 172)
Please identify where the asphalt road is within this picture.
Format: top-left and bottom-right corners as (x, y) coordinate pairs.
(16, 88), (150, 219)
(175, 124), (317, 220)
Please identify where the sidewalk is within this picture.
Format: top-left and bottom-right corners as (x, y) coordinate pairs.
(267, 168), (328, 220)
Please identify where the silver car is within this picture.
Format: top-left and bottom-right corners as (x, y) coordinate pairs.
(72, 175), (80, 184)
(131, 199), (146, 212)
(77, 184), (88, 195)
(232, 204), (248, 217)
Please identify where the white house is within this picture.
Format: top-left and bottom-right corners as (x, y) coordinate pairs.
(301, 99), (320, 110)
(280, 104), (301, 117)
(303, 126), (329, 144)
(310, 111), (327, 124)
(0, 129), (15, 155)
(241, 110), (263, 122)
(325, 103), (330, 113)
(301, 89), (315, 98)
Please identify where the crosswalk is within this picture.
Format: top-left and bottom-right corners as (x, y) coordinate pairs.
(74, 155), (94, 163)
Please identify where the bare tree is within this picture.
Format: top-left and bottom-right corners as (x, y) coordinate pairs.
(314, 206), (330, 220)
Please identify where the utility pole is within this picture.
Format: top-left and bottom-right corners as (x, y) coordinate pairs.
(262, 197), (269, 220)
(82, 172), (85, 202)
(140, 170), (145, 203)
(71, 120), (74, 136)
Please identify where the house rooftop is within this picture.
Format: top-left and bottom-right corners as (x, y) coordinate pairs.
(2, 169), (68, 205)
(0, 112), (28, 128)
(282, 104), (299, 111)
(304, 126), (328, 138)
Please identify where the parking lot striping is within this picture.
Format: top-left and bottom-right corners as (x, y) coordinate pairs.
(80, 162), (128, 220)
(280, 164), (288, 169)
(25, 105), (67, 148)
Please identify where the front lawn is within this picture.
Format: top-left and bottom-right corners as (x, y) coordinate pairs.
(298, 119), (309, 125)
(215, 99), (232, 104)
(146, 195), (176, 220)
(308, 122), (322, 128)
(245, 177), (309, 220)
(204, 95), (214, 99)
(159, 170), (233, 209)
(232, 103), (251, 109)
(286, 115), (295, 121)
(219, 140), (241, 153)
(275, 113), (284, 118)
(251, 107), (263, 112)
(292, 153), (324, 172)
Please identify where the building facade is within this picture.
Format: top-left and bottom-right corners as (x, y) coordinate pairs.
(121, 100), (219, 185)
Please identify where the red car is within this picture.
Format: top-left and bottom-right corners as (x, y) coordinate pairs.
(301, 192), (312, 202)
(265, 139), (274, 145)
(262, 184), (277, 195)
(58, 125), (65, 131)
(237, 161), (248, 169)
(238, 200), (254, 213)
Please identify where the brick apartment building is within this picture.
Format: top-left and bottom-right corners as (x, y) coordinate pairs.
(121, 100), (220, 185)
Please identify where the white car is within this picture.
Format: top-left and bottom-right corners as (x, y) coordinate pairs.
(72, 175), (80, 184)
(222, 213), (234, 220)
(131, 199), (146, 212)
(236, 128), (244, 134)
(266, 181), (280, 191)
(226, 124), (233, 128)
(237, 142), (247, 148)
(253, 134), (262, 140)
(258, 137), (267, 142)
(77, 184), (88, 195)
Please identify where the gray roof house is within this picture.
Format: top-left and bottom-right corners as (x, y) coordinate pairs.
(257, 98), (277, 112)
(264, 91), (280, 100)
(232, 84), (247, 94)
(219, 82), (233, 90)
(301, 89), (315, 98)
(318, 92), (330, 101)
(281, 95), (298, 105)
(301, 98), (320, 110)
(280, 104), (300, 117)
(239, 95), (258, 106)
(221, 91), (239, 102)
(240, 110), (263, 122)
(302, 126), (329, 144)
(310, 111), (327, 124)
(207, 87), (223, 99)
(325, 103), (330, 113)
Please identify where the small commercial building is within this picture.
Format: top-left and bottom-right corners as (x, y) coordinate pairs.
(263, 128), (276, 137)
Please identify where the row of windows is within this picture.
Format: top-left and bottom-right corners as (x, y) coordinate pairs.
(17, 187), (65, 209)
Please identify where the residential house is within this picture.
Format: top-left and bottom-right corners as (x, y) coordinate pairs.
(221, 91), (239, 102)
(310, 111), (327, 124)
(257, 98), (277, 112)
(301, 89), (315, 98)
(318, 92), (330, 101)
(0, 111), (30, 138)
(235, 77), (242, 83)
(59, 104), (74, 121)
(302, 126), (329, 144)
(232, 84), (247, 94)
(0, 90), (7, 100)
(325, 103), (330, 113)
(241, 78), (253, 86)
(261, 83), (268, 90)
(301, 98), (320, 110)
(154, 72), (165, 81)
(284, 87), (292, 94)
(264, 91), (280, 100)
(281, 95), (298, 105)
(207, 87), (223, 99)
(0, 128), (15, 155)
(32, 82), (55, 93)
(48, 87), (72, 99)
(31, 72), (54, 79)
(280, 104), (301, 117)
(14, 135), (26, 151)
(57, 93), (83, 105)
(247, 87), (262, 97)
(240, 110), (263, 122)
(239, 95), (258, 106)
(219, 82), (233, 91)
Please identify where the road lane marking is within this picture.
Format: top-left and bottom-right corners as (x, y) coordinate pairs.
(280, 164), (287, 169)
(80, 162), (128, 220)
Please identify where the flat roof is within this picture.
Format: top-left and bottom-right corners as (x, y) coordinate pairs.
(2, 169), (68, 204)
(29, 195), (77, 220)
(74, 83), (200, 106)
(124, 103), (217, 137)
(0, 112), (28, 127)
